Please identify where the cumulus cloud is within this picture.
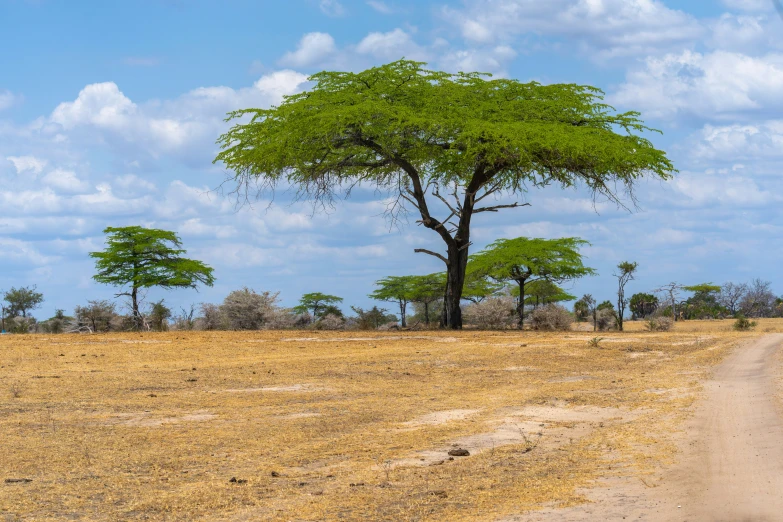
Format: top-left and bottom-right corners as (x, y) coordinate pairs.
(46, 70), (308, 164)
(279, 32), (337, 67)
(671, 171), (780, 206)
(41, 168), (91, 194)
(685, 120), (783, 162)
(6, 155), (47, 175)
(441, 0), (703, 60)
(611, 50), (783, 121)
(356, 28), (427, 61)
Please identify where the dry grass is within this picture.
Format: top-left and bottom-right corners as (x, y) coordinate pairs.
(1, 319), (778, 521)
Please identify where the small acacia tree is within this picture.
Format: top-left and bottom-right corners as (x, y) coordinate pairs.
(408, 274), (443, 326)
(468, 237), (594, 328)
(293, 292), (343, 320)
(615, 261), (638, 331)
(369, 276), (416, 327)
(3, 286), (44, 318)
(90, 226), (216, 329)
(215, 60), (675, 329)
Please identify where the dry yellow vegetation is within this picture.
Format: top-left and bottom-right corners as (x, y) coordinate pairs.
(2, 319), (781, 521)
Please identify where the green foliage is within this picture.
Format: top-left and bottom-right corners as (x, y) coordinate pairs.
(215, 59), (675, 329)
(597, 301), (615, 312)
(683, 283), (722, 294)
(369, 275), (418, 327)
(588, 337), (604, 348)
(90, 226), (215, 328)
(469, 237), (594, 327)
(216, 60), (674, 199)
(369, 276), (416, 302)
(350, 306), (394, 330)
(293, 292), (343, 319)
(629, 293), (658, 319)
(573, 296), (590, 322)
(517, 280), (576, 307)
(3, 285), (44, 318)
(148, 300), (172, 332)
(469, 237), (595, 287)
(733, 315), (757, 331)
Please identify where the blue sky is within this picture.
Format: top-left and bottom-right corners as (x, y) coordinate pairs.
(1, 0), (782, 319)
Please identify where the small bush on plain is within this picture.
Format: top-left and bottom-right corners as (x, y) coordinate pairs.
(595, 308), (616, 331)
(463, 296), (516, 329)
(733, 315), (757, 331)
(530, 304), (573, 331)
(645, 315), (673, 332)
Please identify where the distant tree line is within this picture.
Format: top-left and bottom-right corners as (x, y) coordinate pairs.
(2, 225), (781, 334)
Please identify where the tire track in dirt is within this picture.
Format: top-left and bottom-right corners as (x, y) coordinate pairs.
(514, 334), (783, 522)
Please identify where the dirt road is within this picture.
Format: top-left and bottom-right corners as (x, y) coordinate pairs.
(519, 334), (783, 522)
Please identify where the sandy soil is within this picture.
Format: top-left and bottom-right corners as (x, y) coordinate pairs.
(515, 334), (783, 521)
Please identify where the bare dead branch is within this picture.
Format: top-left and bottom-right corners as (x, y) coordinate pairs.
(474, 202), (531, 213)
(414, 248), (449, 265)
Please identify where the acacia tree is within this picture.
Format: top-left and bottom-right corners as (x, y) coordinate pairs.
(468, 237), (595, 328)
(293, 292), (343, 319)
(215, 60), (674, 329)
(655, 282), (684, 321)
(520, 280), (576, 308)
(408, 274), (443, 326)
(614, 261), (638, 331)
(90, 226), (216, 329)
(3, 286), (44, 318)
(581, 294), (597, 331)
(369, 275), (416, 327)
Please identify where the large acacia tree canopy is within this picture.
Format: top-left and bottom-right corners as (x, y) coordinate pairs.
(215, 59), (675, 205)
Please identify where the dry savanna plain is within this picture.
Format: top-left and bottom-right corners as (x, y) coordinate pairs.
(3, 319), (783, 521)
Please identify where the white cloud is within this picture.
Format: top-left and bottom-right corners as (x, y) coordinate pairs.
(356, 28), (427, 61)
(687, 121), (783, 162)
(279, 32), (337, 67)
(51, 82), (136, 130)
(0, 238), (58, 266)
(319, 0), (345, 17)
(438, 45), (517, 75)
(41, 168), (91, 194)
(367, 0), (393, 14)
(722, 0), (773, 12)
(442, 0), (703, 60)
(6, 155), (47, 175)
(611, 50), (783, 121)
(671, 171), (779, 206)
(0, 90), (21, 111)
(46, 70), (309, 163)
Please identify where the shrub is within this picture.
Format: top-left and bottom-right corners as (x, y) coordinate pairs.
(377, 321), (401, 331)
(530, 304), (573, 331)
(463, 296), (516, 329)
(595, 308), (616, 331)
(75, 300), (117, 332)
(221, 288), (280, 330)
(148, 300), (172, 332)
(198, 303), (226, 331)
(264, 308), (298, 329)
(5, 316), (37, 334)
(733, 315), (757, 331)
(644, 315), (673, 332)
(314, 313), (345, 330)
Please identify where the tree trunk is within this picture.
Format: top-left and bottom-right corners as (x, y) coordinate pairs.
(517, 279), (525, 329)
(617, 297), (624, 332)
(443, 243), (469, 329)
(424, 302), (430, 325)
(132, 286), (141, 330)
(399, 299), (407, 328)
